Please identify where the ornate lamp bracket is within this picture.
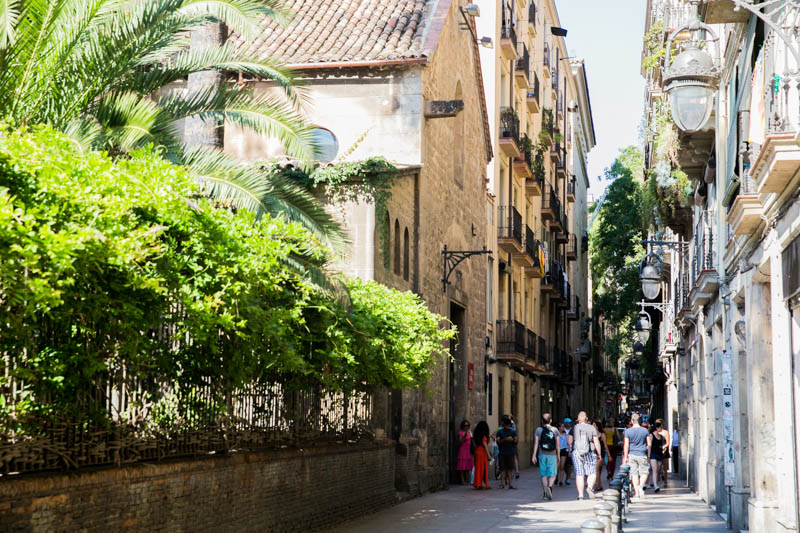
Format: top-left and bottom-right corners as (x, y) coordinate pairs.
(723, 0), (800, 70)
(442, 245), (491, 292)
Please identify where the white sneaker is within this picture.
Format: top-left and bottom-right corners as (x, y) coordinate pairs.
(586, 486), (596, 499)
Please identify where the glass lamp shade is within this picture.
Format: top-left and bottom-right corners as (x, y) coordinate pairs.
(669, 85), (714, 132)
(633, 341), (644, 357)
(635, 312), (652, 344)
(640, 264), (661, 300)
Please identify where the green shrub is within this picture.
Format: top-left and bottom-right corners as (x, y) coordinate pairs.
(0, 125), (452, 431)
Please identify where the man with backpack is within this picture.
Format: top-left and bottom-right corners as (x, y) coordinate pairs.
(567, 411), (602, 500)
(532, 413), (559, 500)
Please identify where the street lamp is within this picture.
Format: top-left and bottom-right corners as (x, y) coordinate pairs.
(633, 342), (644, 358)
(635, 311), (652, 344)
(661, 7), (721, 132)
(639, 252), (662, 301)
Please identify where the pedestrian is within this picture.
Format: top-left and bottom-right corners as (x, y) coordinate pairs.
(496, 415), (518, 489)
(604, 418), (619, 480)
(456, 419), (473, 485)
(671, 426), (680, 474)
(592, 420), (606, 492)
(567, 411), (602, 500)
(532, 413), (559, 500)
(557, 423), (569, 485)
(510, 415), (520, 479)
(622, 413), (651, 500)
(472, 420), (491, 490)
(649, 419), (669, 492)
(563, 417), (573, 484)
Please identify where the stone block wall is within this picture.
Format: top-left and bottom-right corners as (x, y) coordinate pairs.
(0, 442), (395, 532)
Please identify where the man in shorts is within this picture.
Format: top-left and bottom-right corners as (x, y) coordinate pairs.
(568, 411), (602, 500)
(623, 413), (652, 500)
(496, 415), (518, 489)
(532, 413), (559, 500)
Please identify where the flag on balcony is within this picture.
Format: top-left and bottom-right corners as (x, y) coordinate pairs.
(749, 49), (765, 146)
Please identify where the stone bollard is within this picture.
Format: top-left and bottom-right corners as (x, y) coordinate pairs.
(610, 512), (621, 533)
(594, 501), (614, 533)
(608, 481), (624, 523)
(581, 518), (606, 533)
(602, 489), (619, 518)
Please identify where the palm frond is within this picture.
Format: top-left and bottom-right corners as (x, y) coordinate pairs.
(0, 0), (20, 49)
(62, 117), (103, 154)
(178, 0), (290, 39)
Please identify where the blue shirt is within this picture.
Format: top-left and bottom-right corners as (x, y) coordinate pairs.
(624, 426), (650, 456)
(496, 428), (517, 456)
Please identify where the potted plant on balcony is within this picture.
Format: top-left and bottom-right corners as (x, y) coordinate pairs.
(519, 133), (533, 164)
(500, 107), (519, 138)
(540, 108), (554, 146)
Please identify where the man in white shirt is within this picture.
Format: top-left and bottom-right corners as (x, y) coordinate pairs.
(671, 428), (680, 473)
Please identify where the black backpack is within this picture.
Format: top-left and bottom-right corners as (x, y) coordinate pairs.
(540, 426), (557, 451)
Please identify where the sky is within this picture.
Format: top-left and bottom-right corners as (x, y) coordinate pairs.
(555, 1), (647, 200)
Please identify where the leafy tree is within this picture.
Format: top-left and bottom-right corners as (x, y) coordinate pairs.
(0, 0), (345, 250)
(589, 146), (645, 364)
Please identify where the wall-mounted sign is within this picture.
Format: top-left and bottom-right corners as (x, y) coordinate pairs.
(467, 363), (474, 390)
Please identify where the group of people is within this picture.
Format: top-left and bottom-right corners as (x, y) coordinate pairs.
(456, 410), (679, 502)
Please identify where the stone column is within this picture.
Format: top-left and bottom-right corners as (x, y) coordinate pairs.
(730, 298), (751, 532)
(184, 23), (226, 151)
(768, 246), (800, 533)
(745, 275), (778, 532)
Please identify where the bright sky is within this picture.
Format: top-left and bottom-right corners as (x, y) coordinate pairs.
(556, 1), (647, 200)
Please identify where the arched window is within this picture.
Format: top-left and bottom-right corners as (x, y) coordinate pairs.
(394, 219), (401, 275)
(403, 228), (410, 281)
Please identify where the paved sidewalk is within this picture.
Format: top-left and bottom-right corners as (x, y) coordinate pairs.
(328, 469), (730, 532)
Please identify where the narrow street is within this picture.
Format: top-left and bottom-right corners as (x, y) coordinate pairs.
(330, 469), (730, 532)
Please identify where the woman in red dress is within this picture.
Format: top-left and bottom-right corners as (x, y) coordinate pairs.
(472, 420), (491, 490)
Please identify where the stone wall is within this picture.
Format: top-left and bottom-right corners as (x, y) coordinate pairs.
(0, 442), (395, 532)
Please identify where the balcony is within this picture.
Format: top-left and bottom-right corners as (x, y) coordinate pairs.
(567, 295), (580, 321)
(499, 107), (521, 158)
(513, 134), (534, 179)
(526, 329), (537, 366)
(524, 227), (544, 278)
(555, 144), (567, 179)
(541, 108), (554, 147)
(566, 233), (577, 261)
(726, 174), (761, 235)
(527, 1), (537, 34)
(526, 158), (544, 196)
(496, 320), (527, 366)
(566, 178), (576, 203)
(526, 72), (540, 113)
(550, 136), (561, 162)
(554, 213), (568, 243)
(557, 282), (571, 309)
(751, 133), (800, 195)
(543, 260), (566, 301)
(689, 221), (719, 308)
(538, 337), (551, 371)
(541, 186), (561, 223)
(542, 42), (551, 78)
(674, 272), (693, 324)
(515, 44), (530, 87)
(500, 19), (518, 62)
(497, 205), (524, 255)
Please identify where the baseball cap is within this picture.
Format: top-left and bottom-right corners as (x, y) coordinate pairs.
(564, 418), (572, 423)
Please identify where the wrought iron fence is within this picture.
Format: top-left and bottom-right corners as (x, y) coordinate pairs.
(500, 107), (520, 145)
(538, 337), (549, 368)
(528, 72), (540, 105)
(525, 226), (539, 261)
(691, 215), (715, 285)
(0, 374), (373, 476)
(496, 320), (526, 355)
(526, 330), (537, 361)
(516, 43), (530, 80)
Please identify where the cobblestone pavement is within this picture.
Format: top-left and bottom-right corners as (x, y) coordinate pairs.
(328, 468), (731, 532)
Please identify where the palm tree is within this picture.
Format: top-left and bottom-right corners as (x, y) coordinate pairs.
(0, 0), (346, 251)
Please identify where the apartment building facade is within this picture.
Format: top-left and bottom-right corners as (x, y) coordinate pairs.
(642, 1), (800, 531)
(477, 0), (595, 460)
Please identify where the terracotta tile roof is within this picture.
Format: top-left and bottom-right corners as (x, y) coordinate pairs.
(233, 0), (433, 66)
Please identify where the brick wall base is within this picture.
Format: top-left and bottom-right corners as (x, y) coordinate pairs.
(0, 441), (396, 532)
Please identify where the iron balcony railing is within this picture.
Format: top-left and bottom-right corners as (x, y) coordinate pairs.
(544, 186), (562, 220)
(545, 259), (565, 292)
(516, 43), (530, 80)
(528, 72), (540, 105)
(501, 13), (517, 51)
(525, 226), (539, 261)
(496, 319), (526, 355)
(567, 179), (575, 197)
(527, 330), (537, 361)
(567, 233), (577, 257)
(519, 133), (533, 168)
(538, 337), (549, 367)
(691, 216), (715, 286)
(552, 68), (559, 91)
(498, 205), (523, 245)
(500, 106), (520, 146)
